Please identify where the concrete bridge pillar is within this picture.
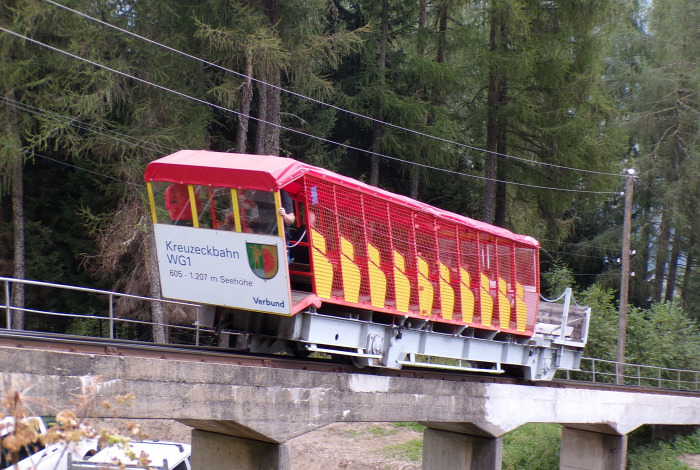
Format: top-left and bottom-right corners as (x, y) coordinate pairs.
(560, 426), (628, 470)
(422, 428), (502, 470)
(190, 429), (290, 470)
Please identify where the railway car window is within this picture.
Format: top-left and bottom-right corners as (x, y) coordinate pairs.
(148, 182), (169, 223)
(166, 183), (201, 225)
(148, 182), (210, 227)
(236, 189), (291, 235)
(237, 189), (262, 232)
(209, 187), (234, 230)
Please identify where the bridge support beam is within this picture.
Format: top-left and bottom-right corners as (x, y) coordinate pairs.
(191, 429), (290, 470)
(560, 426), (627, 470)
(422, 428), (502, 470)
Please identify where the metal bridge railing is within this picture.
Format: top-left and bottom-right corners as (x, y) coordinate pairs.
(2, 277), (698, 391)
(562, 357), (699, 391)
(0, 276), (210, 345)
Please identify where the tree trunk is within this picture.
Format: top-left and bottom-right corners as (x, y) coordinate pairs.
(681, 249), (693, 309)
(418, 0), (426, 56)
(409, 166), (419, 199)
(632, 170), (655, 308)
(264, 66), (281, 156)
(5, 89), (25, 330)
(653, 210), (671, 302)
(234, 49), (253, 154)
(254, 70), (269, 155)
(146, 224), (167, 343)
(369, 0), (388, 188)
(436, 0), (447, 63)
(484, 12), (503, 225)
(494, 121), (508, 227)
(11, 156), (25, 330)
(663, 230), (681, 304)
(410, 0), (428, 199)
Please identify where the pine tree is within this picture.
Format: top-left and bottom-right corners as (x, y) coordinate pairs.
(630, 0), (699, 310)
(475, 0), (623, 229)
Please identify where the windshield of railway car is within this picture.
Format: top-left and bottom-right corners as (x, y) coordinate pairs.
(149, 183), (287, 236)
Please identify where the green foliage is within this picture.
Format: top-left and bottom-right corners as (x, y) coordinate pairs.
(370, 426), (398, 437)
(500, 424), (700, 470)
(391, 422), (425, 433)
(627, 428), (700, 470)
(577, 282), (700, 371)
(381, 438), (423, 462)
(0, 0), (698, 362)
(625, 303), (700, 371)
(502, 423), (561, 470)
(541, 260), (575, 299)
(346, 424), (399, 439)
(579, 284), (620, 361)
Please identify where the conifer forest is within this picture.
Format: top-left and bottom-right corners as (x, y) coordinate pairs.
(0, 0), (698, 368)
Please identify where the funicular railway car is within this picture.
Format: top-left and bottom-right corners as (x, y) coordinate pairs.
(145, 150), (590, 380)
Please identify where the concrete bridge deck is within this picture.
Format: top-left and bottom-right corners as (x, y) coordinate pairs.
(1, 344), (698, 469)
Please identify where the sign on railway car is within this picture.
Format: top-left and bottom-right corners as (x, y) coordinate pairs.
(153, 224), (291, 314)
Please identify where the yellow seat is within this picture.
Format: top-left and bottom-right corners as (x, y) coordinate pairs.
(310, 228), (333, 299)
(498, 277), (510, 330)
(515, 282), (528, 332)
(439, 263), (454, 320)
(460, 268), (475, 323)
(367, 243), (387, 308)
(340, 237), (361, 303)
(417, 257), (434, 316)
(480, 273), (494, 326)
(393, 251), (411, 313)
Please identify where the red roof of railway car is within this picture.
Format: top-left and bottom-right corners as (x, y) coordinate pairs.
(144, 149), (308, 192)
(145, 150), (539, 248)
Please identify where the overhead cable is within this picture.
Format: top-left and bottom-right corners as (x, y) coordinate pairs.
(0, 25), (621, 195)
(0, 96), (175, 155)
(42, 0), (626, 179)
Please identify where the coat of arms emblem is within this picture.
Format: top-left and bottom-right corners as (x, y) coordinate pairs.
(246, 243), (279, 279)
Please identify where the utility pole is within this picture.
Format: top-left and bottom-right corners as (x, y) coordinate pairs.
(616, 169), (635, 385)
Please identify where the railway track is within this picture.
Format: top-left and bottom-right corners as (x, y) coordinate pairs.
(1, 330), (696, 397)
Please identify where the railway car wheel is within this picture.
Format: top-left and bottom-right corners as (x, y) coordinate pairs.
(351, 356), (370, 368)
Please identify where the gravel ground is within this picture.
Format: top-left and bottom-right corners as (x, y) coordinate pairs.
(101, 419), (422, 469)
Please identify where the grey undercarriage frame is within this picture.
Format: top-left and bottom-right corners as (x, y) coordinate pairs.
(216, 288), (590, 382)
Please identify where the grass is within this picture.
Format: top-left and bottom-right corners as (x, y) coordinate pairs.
(502, 423), (561, 470)
(627, 428), (700, 469)
(381, 438), (423, 461)
(345, 424), (400, 439)
(350, 422), (700, 468)
(390, 422), (425, 432)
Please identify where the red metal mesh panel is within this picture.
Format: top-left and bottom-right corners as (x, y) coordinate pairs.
(414, 212), (438, 315)
(305, 177), (343, 297)
(458, 230), (480, 325)
(496, 241), (514, 329)
(362, 194), (395, 306)
(479, 235), (496, 328)
(388, 202), (420, 312)
(515, 245), (539, 332)
(303, 175), (539, 335)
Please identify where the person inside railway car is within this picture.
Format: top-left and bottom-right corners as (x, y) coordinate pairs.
(288, 209), (314, 264)
(164, 183), (202, 226)
(235, 188), (295, 236)
(218, 210), (236, 231)
(278, 189), (296, 227)
(237, 189), (260, 232)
